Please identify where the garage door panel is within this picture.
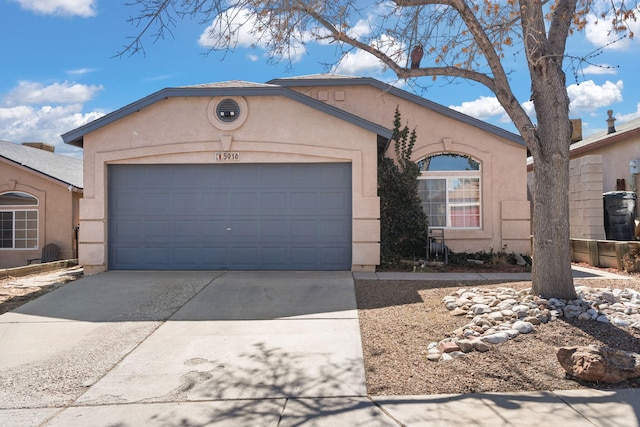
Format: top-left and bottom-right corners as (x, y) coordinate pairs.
(202, 220), (228, 238)
(108, 163), (352, 270)
(319, 219), (351, 240)
(259, 192), (288, 213)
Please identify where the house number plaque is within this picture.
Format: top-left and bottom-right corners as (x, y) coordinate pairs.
(215, 152), (240, 161)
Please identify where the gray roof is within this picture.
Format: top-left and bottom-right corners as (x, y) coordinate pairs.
(268, 74), (525, 146)
(62, 82), (393, 147)
(570, 116), (640, 153)
(0, 140), (83, 189)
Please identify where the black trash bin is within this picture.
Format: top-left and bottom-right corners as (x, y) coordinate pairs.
(603, 191), (636, 240)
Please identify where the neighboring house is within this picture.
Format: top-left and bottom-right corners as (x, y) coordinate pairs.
(527, 113), (640, 240)
(62, 76), (530, 274)
(0, 141), (83, 268)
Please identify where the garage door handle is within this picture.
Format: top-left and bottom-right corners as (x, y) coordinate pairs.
(226, 228), (232, 231)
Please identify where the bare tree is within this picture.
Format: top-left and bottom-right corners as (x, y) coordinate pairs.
(121, 0), (637, 299)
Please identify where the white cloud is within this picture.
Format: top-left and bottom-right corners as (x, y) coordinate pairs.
(332, 34), (406, 75)
(616, 102), (640, 123)
(0, 80), (104, 156)
(580, 64), (618, 75)
(449, 96), (506, 121)
(198, 7), (309, 62)
(10, 0), (97, 17)
(4, 81), (103, 107)
(585, 7), (640, 50)
(0, 104), (102, 156)
(567, 80), (623, 113)
(67, 67), (97, 76)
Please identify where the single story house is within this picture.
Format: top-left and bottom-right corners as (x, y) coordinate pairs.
(527, 113), (640, 240)
(0, 141), (83, 268)
(62, 75), (530, 274)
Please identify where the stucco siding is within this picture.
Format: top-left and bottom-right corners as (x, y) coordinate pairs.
(78, 94), (381, 272)
(288, 83), (531, 255)
(0, 160), (79, 268)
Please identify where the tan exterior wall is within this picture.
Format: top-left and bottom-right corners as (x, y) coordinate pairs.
(529, 132), (640, 241)
(0, 160), (80, 268)
(288, 85), (531, 255)
(577, 138), (640, 194)
(79, 95), (381, 273)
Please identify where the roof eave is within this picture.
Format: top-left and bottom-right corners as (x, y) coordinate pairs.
(0, 156), (83, 190)
(62, 85), (392, 147)
(268, 76), (525, 147)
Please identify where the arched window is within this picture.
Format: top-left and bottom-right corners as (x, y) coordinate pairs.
(0, 192), (39, 249)
(417, 153), (481, 229)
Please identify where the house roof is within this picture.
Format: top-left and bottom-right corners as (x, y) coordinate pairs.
(0, 140), (83, 189)
(569, 116), (640, 156)
(61, 81), (393, 148)
(267, 74), (525, 147)
(527, 116), (640, 168)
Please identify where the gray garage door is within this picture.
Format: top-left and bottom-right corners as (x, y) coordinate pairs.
(108, 163), (352, 270)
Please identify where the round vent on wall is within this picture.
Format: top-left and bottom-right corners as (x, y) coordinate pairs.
(208, 96), (248, 131)
(217, 99), (240, 122)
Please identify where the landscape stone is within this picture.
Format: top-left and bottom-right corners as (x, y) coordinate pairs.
(557, 345), (640, 383)
(472, 339), (490, 352)
(438, 341), (461, 353)
(435, 284), (640, 357)
(512, 321), (534, 334)
(427, 353), (441, 362)
(481, 332), (510, 344)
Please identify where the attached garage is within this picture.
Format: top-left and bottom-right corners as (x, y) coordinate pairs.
(108, 163), (352, 270)
(63, 80), (389, 274)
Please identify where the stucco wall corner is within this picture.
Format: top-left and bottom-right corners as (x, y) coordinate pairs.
(352, 242), (380, 266)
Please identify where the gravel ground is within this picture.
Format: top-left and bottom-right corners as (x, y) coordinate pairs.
(355, 277), (640, 396)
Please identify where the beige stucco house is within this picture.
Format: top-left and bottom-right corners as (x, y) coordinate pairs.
(527, 113), (640, 240)
(63, 75), (530, 274)
(0, 141), (83, 268)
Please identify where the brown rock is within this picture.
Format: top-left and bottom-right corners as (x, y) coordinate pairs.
(557, 345), (640, 383)
(450, 308), (467, 316)
(438, 341), (461, 353)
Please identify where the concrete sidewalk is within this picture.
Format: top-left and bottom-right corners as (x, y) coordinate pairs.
(0, 268), (638, 426)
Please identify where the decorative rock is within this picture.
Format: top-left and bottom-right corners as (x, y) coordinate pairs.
(523, 316), (541, 325)
(512, 321), (535, 334)
(557, 345), (640, 383)
(438, 285), (640, 357)
(472, 339), (491, 352)
(427, 353), (441, 362)
(611, 318), (631, 327)
(563, 304), (582, 318)
(441, 353), (453, 361)
(470, 304), (491, 315)
(438, 341), (460, 353)
(455, 339), (475, 353)
(504, 329), (520, 339)
(489, 312), (504, 322)
(481, 332), (510, 344)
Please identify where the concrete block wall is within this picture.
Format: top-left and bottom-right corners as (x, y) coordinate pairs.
(569, 155), (605, 239)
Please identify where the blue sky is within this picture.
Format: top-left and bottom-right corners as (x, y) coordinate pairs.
(1, 0), (639, 158)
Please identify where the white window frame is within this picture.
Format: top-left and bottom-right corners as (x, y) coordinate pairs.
(417, 156), (482, 230)
(0, 192), (39, 250)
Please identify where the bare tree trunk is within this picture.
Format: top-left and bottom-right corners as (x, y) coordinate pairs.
(528, 61), (577, 299)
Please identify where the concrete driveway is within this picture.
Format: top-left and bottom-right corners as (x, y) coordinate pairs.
(0, 271), (386, 426)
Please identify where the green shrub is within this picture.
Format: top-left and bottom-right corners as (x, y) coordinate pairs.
(378, 107), (428, 267)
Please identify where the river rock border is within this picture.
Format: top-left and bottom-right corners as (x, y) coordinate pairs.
(427, 285), (640, 362)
